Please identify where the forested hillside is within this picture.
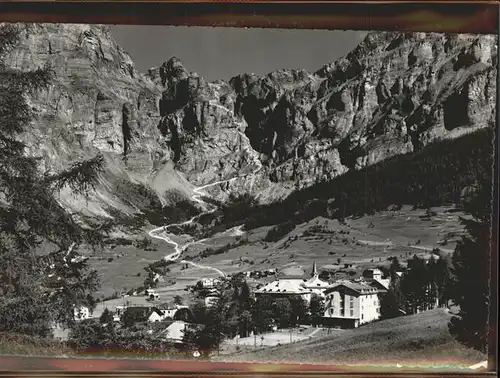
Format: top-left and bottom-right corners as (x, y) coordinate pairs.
(237, 126), (493, 231)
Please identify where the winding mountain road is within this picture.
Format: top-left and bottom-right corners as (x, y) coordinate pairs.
(148, 164), (262, 278)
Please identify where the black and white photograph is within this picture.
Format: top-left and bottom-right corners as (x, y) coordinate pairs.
(0, 21), (496, 370)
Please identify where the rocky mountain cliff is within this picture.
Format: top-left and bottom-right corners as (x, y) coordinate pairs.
(2, 23), (497, 221)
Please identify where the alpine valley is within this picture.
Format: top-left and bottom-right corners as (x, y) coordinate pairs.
(2, 23), (496, 300)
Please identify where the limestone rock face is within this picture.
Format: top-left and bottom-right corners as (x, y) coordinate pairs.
(2, 23), (169, 218)
(160, 31), (496, 202)
(3, 24), (497, 214)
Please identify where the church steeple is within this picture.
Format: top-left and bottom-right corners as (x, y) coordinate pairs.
(311, 261), (318, 278)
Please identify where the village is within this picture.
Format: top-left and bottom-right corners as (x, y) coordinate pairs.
(59, 255), (443, 356)
(51, 204), (458, 359)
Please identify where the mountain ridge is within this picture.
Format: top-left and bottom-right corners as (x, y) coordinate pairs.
(2, 23), (496, 225)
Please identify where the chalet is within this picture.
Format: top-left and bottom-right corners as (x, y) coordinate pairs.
(145, 289), (160, 301)
(149, 304), (189, 321)
(114, 305), (152, 323)
(363, 278), (389, 293)
(51, 322), (70, 341)
(362, 268), (391, 291)
(162, 320), (189, 344)
(73, 306), (91, 321)
(148, 309), (168, 323)
(322, 282), (381, 328)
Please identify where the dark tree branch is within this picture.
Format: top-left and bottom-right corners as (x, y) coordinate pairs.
(43, 154), (106, 196)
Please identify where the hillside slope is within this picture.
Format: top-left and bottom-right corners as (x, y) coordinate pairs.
(216, 309), (486, 368)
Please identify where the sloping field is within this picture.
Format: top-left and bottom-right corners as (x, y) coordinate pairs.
(216, 309), (486, 370)
(91, 205), (465, 300)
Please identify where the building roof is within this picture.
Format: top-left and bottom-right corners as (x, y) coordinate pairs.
(325, 281), (379, 295)
(363, 278), (389, 292)
(255, 279), (312, 295)
(163, 321), (188, 343)
(303, 275), (330, 288)
(375, 278), (390, 290)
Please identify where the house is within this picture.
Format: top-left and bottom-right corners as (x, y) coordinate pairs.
(148, 293), (160, 301)
(148, 304), (189, 321)
(148, 309), (168, 323)
(145, 289), (160, 301)
(162, 320), (189, 343)
(322, 282), (381, 328)
(117, 305), (152, 323)
(73, 306), (91, 321)
(162, 304), (188, 318)
(363, 268), (391, 291)
(363, 278), (389, 293)
(51, 322), (70, 341)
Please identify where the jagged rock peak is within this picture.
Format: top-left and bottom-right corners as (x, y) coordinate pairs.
(147, 56), (190, 88)
(3, 25), (497, 213)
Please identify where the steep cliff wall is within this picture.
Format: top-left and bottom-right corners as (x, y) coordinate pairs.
(165, 32), (496, 202)
(2, 24), (496, 219)
(2, 23), (184, 219)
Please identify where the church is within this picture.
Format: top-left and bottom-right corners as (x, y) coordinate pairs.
(254, 262), (330, 304)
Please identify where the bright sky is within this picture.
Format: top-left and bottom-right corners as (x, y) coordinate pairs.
(110, 26), (367, 81)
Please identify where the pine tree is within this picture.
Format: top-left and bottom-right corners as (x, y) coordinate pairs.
(381, 272), (406, 319)
(426, 256), (439, 309)
(272, 298), (293, 329)
(183, 299), (227, 357)
(288, 295), (308, 327)
(252, 295), (275, 334)
(389, 256), (402, 277)
(448, 218), (490, 353)
(380, 288), (400, 319)
(428, 253), (453, 308)
(309, 294), (325, 327)
(173, 295), (183, 306)
(100, 308), (114, 324)
(400, 256), (430, 313)
(0, 24), (107, 337)
(447, 141), (492, 353)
